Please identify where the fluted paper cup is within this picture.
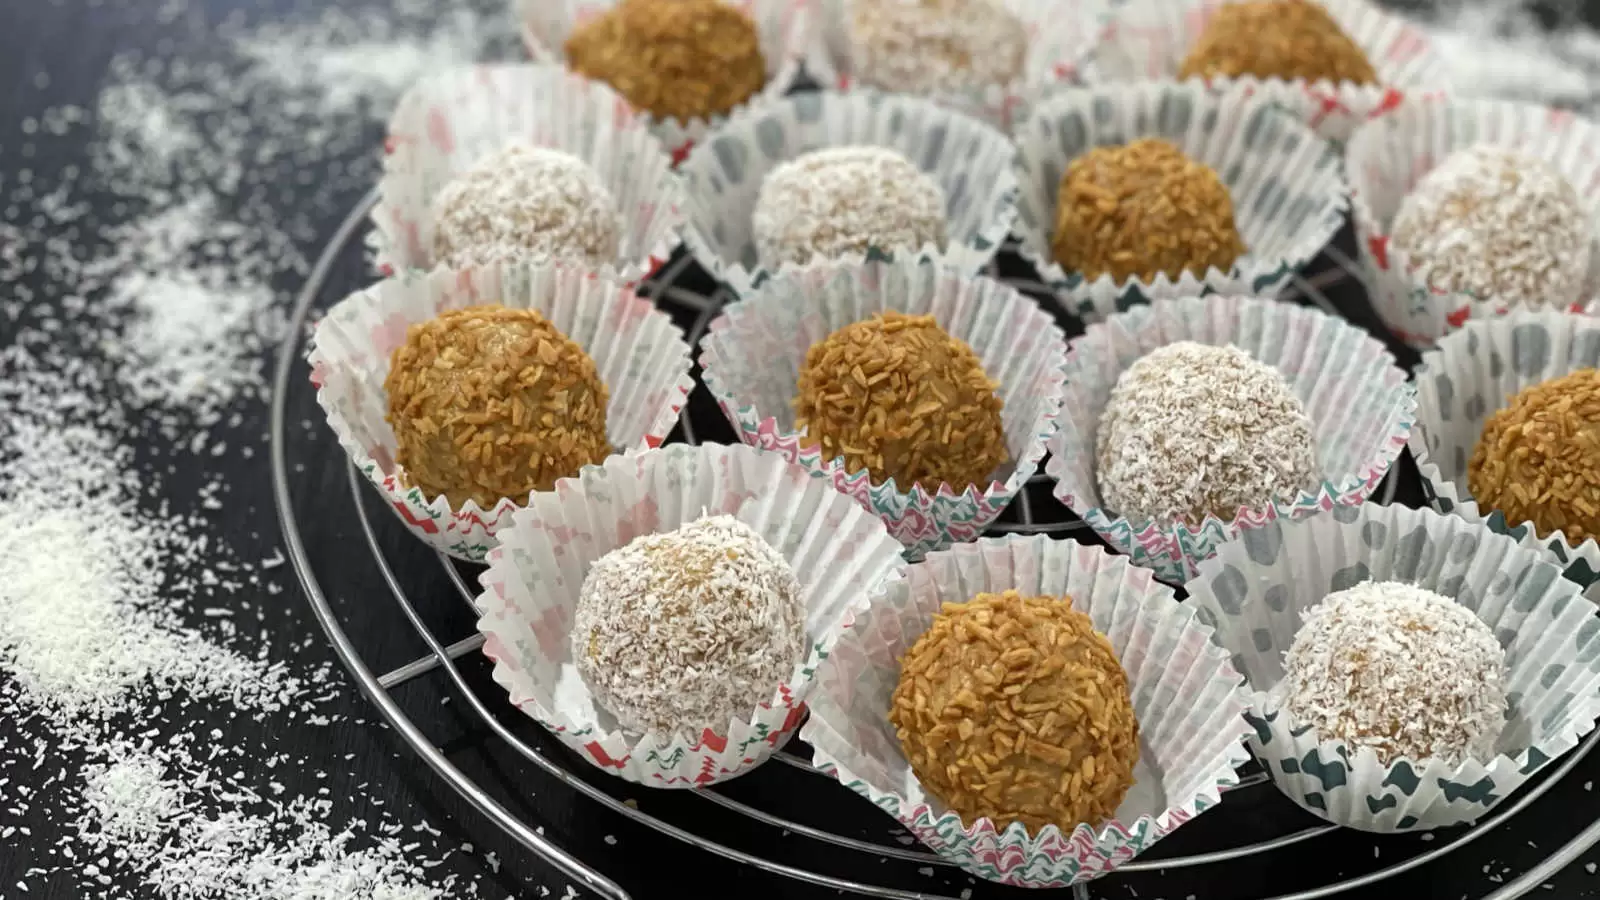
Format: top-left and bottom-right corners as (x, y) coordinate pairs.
(308, 262), (695, 562)
(1187, 502), (1600, 831)
(474, 442), (907, 787)
(802, 534), (1252, 887)
(1046, 294), (1415, 584)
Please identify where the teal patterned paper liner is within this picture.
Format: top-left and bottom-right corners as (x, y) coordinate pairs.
(677, 89), (1020, 299)
(1013, 81), (1349, 322)
(801, 534), (1252, 887)
(1410, 310), (1600, 602)
(1186, 503), (1600, 832)
(1046, 294), (1415, 585)
(474, 443), (907, 787)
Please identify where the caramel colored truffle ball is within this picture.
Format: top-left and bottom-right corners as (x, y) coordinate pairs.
(564, 0), (766, 122)
(793, 311), (1007, 493)
(1468, 368), (1600, 544)
(890, 590), (1140, 833)
(847, 0), (1028, 95)
(1051, 138), (1246, 284)
(384, 305), (611, 509)
(1177, 0), (1377, 85)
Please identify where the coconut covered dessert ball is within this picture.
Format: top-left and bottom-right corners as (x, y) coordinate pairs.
(564, 0), (767, 122)
(1178, 0), (1377, 85)
(1468, 368), (1600, 544)
(1278, 580), (1507, 764)
(383, 305), (611, 509)
(890, 589), (1140, 833)
(573, 514), (807, 740)
(847, 0), (1028, 95)
(752, 146), (949, 268)
(1051, 138), (1246, 283)
(1390, 145), (1592, 308)
(431, 144), (623, 270)
(1097, 342), (1319, 525)
(794, 310), (1006, 493)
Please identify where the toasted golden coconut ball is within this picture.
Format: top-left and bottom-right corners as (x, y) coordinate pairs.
(793, 311), (1007, 494)
(383, 305), (611, 509)
(1468, 368), (1600, 544)
(1178, 0), (1378, 85)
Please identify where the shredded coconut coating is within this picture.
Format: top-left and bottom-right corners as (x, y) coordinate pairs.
(573, 514), (807, 742)
(752, 146), (948, 268)
(1278, 580), (1507, 766)
(1469, 367), (1600, 543)
(430, 143), (622, 270)
(1095, 342), (1319, 526)
(847, 0), (1028, 95)
(1178, 0), (1378, 85)
(1391, 144), (1592, 308)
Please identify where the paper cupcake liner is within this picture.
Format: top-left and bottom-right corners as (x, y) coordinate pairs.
(474, 442), (907, 787)
(698, 259), (1066, 557)
(515, 0), (813, 159)
(1410, 309), (1600, 602)
(1345, 96), (1600, 347)
(1186, 502), (1600, 832)
(678, 89), (1019, 299)
(1083, 0), (1448, 142)
(308, 262), (696, 562)
(801, 533), (1252, 887)
(1046, 294), (1415, 584)
(1013, 80), (1349, 322)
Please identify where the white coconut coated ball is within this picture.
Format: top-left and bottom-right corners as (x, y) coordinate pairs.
(848, 0), (1028, 96)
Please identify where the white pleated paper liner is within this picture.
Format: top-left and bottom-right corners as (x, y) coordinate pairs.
(698, 259), (1066, 557)
(308, 262), (696, 562)
(1012, 81), (1349, 323)
(678, 89), (1019, 299)
(1345, 95), (1600, 348)
(1082, 0), (1447, 142)
(800, 533), (1252, 887)
(1186, 502), (1600, 832)
(1046, 294), (1415, 585)
(1410, 309), (1600, 603)
(372, 63), (684, 283)
(474, 442), (907, 787)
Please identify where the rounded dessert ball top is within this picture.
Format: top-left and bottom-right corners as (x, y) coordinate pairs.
(752, 145), (948, 269)
(793, 310), (1006, 494)
(1096, 342), (1319, 526)
(890, 589), (1140, 834)
(563, 0), (767, 122)
(1468, 368), (1600, 544)
(431, 144), (622, 270)
(572, 514), (807, 741)
(1051, 138), (1246, 284)
(847, 0), (1028, 95)
(1278, 580), (1507, 765)
(1390, 144), (1592, 308)
(383, 305), (611, 510)
(1178, 0), (1378, 85)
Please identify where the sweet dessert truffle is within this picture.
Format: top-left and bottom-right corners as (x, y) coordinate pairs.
(1277, 580), (1507, 765)
(431, 144), (622, 270)
(384, 305), (610, 509)
(573, 514), (807, 740)
(752, 146), (948, 268)
(564, 0), (767, 123)
(794, 310), (1006, 493)
(1097, 342), (1319, 525)
(1051, 138), (1246, 283)
(1390, 144), (1592, 308)
(890, 589), (1140, 833)
(1468, 368), (1600, 544)
(847, 0), (1028, 95)
(1178, 0), (1378, 85)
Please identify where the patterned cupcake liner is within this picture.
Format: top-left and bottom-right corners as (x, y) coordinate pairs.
(1345, 95), (1600, 347)
(1186, 502), (1600, 832)
(1013, 80), (1349, 322)
(475, 442), (907, 787)
(801, 533), (1253, 887)
(1410, 309), (1600, 602)
(678, 89), (1019, 299)
(1046, 294), (1415, 585)
(308, 262), (696, 562)
(698, 258), (1067, 557)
